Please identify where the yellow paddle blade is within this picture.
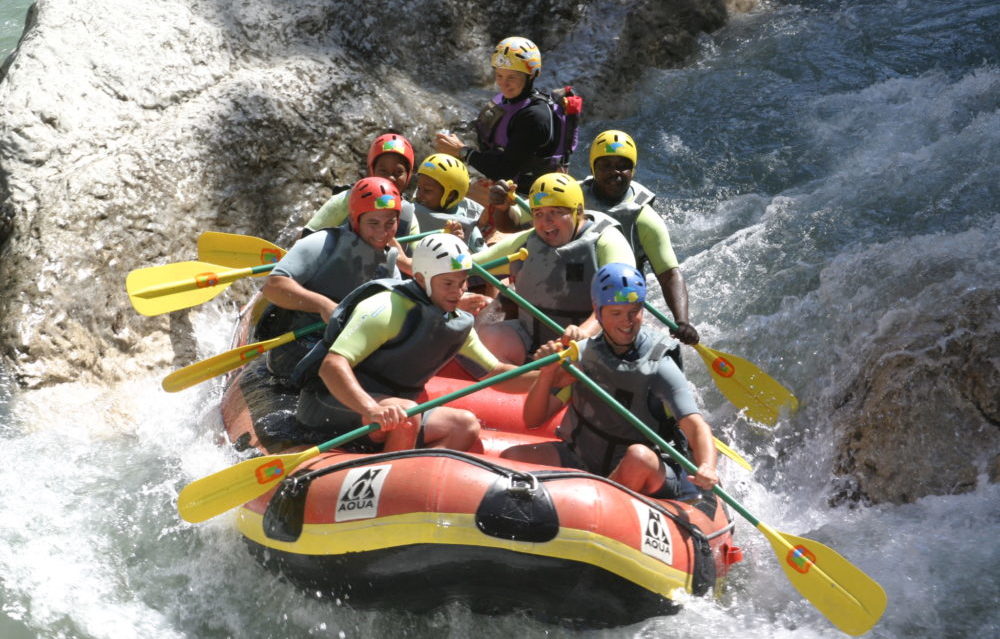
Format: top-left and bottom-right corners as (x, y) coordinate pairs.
(713, 436), (752, 472)
(162, 332), (297, 392)
(177, 447), (320, 523)
(197, 231), (286, 269)
(126, 261), (233, 316)
(694, 343), (798, 426)
(758, 522), (887, 636)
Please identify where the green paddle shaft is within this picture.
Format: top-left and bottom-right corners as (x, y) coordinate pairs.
(316, 346), (576, 455)
(470, 261), (563, 334)
(397, 229), (442, 243)
(176, 344), (578, 523)
(561, 362), (757, 523)
(563, 361), (886, 635)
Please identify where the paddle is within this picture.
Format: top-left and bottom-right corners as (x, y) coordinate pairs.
(197, 231), (286, 268)
(127, 229), (444, 317)
(469, 262), (752, 472)
(177, 342), (580, 523)
(562, 362), (886, 636)
(642, 303), (798, 427)
(162, 321), (325, 392)
(511, 194), (796, 426)
(161, 251), (529, 393)
(196, 228), (447, 269)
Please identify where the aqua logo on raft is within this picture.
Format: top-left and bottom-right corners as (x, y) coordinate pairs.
(631, 501), (673, 565)
(335, 465), (391, 522)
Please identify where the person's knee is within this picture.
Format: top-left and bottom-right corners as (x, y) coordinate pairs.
(624, 444), (660, 471)
(451, 409), (480, 445)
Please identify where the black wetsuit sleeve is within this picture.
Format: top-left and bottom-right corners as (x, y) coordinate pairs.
(469, 100), (552, 183)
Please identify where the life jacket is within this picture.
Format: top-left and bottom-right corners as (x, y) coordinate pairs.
(581, 177), (657, 268)
(411, 200), (486, 252)
(558, 329), (690, 476)
(509, 210), (618, 348)
(292, 278), (474, 398)
(473, 87), (582, 184)
(255, 225), (397, 341)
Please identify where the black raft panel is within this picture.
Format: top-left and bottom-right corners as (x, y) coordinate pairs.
(244, 540), (680, 627)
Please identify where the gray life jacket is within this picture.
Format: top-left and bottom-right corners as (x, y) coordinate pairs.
(559, 330), (689, 476)
(265, 224), (398, 337)
(256, 225), (398, 344)
(292, 278), (474, 399)
(581, 177), (656, 268)
(509, 210), (619, 347)
(411, 200), (486, 252)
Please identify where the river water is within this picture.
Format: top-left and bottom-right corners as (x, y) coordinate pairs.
(1, 1), (998, 637)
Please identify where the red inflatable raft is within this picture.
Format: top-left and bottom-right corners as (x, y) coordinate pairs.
(217, 303), (741, 627)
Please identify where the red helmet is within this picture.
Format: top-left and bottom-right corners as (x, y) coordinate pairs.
(366, 133), (414, 181)
(348, 177), (402, 231)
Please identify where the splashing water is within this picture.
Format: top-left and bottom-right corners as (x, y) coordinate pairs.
(2, 0), (999, 637)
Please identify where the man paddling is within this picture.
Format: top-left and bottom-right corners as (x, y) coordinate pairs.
(471, 172), (636, 364)
(582, 130), (699, 346)
(501, 262), (719, 498)
(293, 234), (538, 452)
(260, 177), (402, 379)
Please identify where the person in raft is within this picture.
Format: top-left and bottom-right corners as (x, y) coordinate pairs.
(484, 130), (701, 351)
(259, 177), (402, 380)
(302, 132), (419, 274)
(434, 36), (577, 199)
(582, 129), (699, 346)
(292, 234), (539, 452)
(500, 263), (719, 498)
(471, 172), (636, 364)
(412, 153), (486, 253)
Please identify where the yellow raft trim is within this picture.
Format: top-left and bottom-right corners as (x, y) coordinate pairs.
(238, 509), (697, 599)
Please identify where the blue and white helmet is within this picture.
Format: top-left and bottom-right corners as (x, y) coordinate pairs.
(591, 263), (646, 319)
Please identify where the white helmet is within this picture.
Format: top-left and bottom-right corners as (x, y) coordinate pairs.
(412, 233), (473, 297)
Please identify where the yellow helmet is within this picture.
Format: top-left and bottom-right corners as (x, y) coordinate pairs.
(528, 173), (584, 219)
(491, 37), (542, 78)
(417, 154), (470, 209)
(589, 130), (638, 175)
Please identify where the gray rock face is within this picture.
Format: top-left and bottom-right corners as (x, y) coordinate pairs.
(830, 288), (1000, 505)
(0, 0), (728, 388)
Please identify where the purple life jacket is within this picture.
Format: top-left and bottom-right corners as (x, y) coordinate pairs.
(473, 88), (580, 178)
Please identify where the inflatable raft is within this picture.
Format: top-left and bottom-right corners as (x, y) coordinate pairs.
(218, 304), (742, 627)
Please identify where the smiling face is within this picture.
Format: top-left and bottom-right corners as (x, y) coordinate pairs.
(592, 155), (634, 202)
(531, 206), (577, 247)
(356, 209), (399, 249)
(371, 154), (411, 193)
(494, 67), (529, 100)
(425, 270), (469, 312)
(414, 174), (446, 210)
(599, 303), (644, 351)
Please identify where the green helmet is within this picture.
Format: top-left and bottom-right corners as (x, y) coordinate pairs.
(417, 154), (470, 209)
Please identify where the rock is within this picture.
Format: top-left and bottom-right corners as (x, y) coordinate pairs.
(0, 0), (728, 388)
(830, 288), (1000, 505)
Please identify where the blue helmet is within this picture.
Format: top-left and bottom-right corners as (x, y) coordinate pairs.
(591, 263), (646, 315)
